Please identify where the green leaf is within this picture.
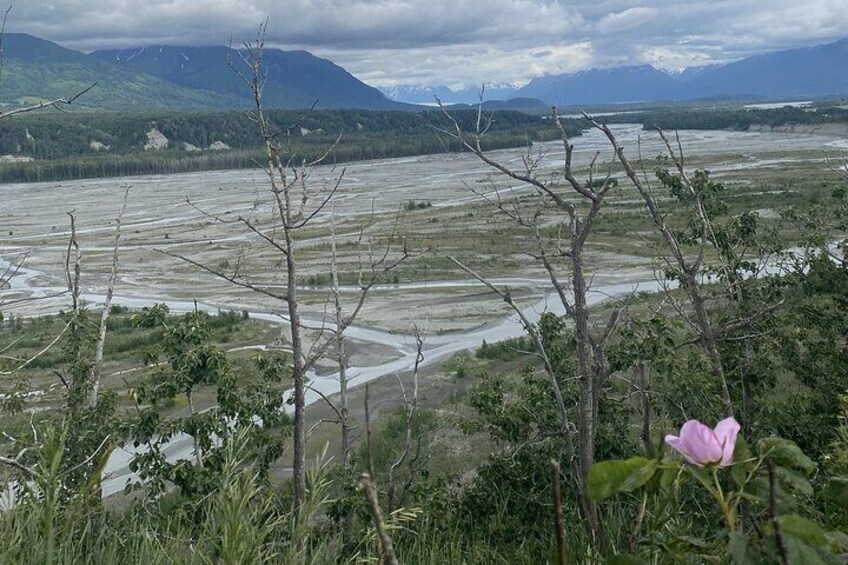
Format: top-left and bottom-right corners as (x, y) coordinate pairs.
(605, 556), (642, 565)
(733, 435), (750, 463)
(679, 535), (711, 549)
(776, 467), (814, 497)
(732, 436), (752, 488)
(758, 438), (816, 475)
(660, 464), (679, 489)
(588, 457), (659, 501)
(728, 531), (754, 565)
(783, 535), (829, 565)
(777, 514), (828, 547)
(825, 476), (848, 508)
(825, 531), (848, 552)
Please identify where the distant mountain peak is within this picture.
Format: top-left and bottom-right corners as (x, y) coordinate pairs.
(0, 34), (244, 110)
(89, 43), (408, 110)
(3, 31), (847, 111)
(515, 37), (848, 105)
(381, 83), (521, 105)
(0, 33), (410, 111)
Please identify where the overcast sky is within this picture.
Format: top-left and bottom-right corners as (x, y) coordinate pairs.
(9, 1), (848, 89)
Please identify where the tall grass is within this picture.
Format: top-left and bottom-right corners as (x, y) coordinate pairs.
(0, 423), (626, 564)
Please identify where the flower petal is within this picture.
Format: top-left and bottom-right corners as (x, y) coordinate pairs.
(714, 417), (741, 467)
(665, 434), (699, 465)
(678, 420), (723, 466)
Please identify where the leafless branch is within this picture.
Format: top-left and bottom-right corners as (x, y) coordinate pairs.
(0, 454), (35, 478)
(387, 329), (424, 513)
(448, 255), (577, 461)
(0, 320), (70, 376)
(60, 434), (112, 478)
(0, 82), (98, 119)
(158, 250), (289, 302)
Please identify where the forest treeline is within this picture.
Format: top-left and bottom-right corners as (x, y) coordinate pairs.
(6, 104), (848, 184)
(3, 124), (848, 563)
(0, 108), (576, 183)
(605, 104), (848, 131)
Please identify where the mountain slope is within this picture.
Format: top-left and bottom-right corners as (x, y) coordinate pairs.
(443, 97), (550, 114)
(515, 65), (679, 105)
(0, 34), (242, 110)
(512, 38), (848, 106)
(90, 46), (408, 110)
(680, 38), (848, 99)
(381, 84), (520, 105)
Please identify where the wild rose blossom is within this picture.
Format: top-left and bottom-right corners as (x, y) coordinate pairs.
(665, 417), (740, 467)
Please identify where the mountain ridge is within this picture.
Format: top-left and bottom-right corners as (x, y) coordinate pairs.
(3, 32), (847, 111)
(0, 33), (244, 110)
(0, 33), (409, 112)
(387, 37), (848, 106)
(90, 45), (409, 110)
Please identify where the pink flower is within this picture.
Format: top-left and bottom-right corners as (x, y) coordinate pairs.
(665, 417), (740, 467)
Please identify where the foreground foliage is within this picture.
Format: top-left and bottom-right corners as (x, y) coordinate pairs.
(1, 108), (848, 562)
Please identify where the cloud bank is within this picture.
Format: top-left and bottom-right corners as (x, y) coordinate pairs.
(9, 1), (848, 88)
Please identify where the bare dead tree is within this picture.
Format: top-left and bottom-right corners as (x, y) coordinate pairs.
(386, 329), (424, 514)
(65, 211), (82, 314)
(590, 120), (738, 416)
(161, 21), (345, 511)
(231, 22), (319, 510)
(171, 63), (415, 509)
(88, 186), (130, 408)
(306, 205), (412, 471)
(437, 102), (621, 542)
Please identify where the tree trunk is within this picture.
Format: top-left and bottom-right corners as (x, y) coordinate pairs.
(570, 243), (602, 541)
(637, 363), (652, 457)
(285, 228), (307, 510)
(330, 215), (351, 469)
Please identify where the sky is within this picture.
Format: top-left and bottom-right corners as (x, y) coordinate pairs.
(8, 1), (848, 89)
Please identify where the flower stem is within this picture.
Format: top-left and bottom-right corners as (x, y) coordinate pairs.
(712, 467), (736, 530)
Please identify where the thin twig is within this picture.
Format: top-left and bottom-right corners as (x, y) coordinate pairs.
(0, 82), (98, 119)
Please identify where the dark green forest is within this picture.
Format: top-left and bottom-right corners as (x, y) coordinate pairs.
(5, 104), (848, 184)
(607, 104), (848, 131)
(0, 108), (573, 183)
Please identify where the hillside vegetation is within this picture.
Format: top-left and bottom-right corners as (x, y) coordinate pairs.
(608, 104), (848, 131)
(0, 108), (575, 182)
(0, 33), (405, 112)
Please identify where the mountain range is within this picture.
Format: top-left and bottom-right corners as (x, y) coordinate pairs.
(1, 33), (405, 111)
(2, 33), (848, 112)
(379, 84), (523, 106)
(89, 45), (408, 110)
(388, 38), (848, 107)
(0, 33), (243, 110)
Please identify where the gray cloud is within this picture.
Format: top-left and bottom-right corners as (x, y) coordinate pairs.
(595, 7), (659, 34)
(8, 1), (848, 88)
